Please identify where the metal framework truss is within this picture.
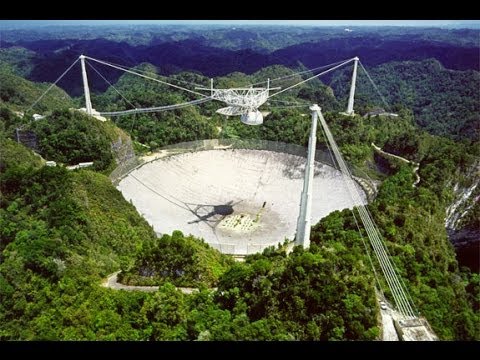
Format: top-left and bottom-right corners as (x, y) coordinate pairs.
(212, 88), (269, 116)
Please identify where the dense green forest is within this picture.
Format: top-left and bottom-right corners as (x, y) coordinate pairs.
(3, 24), (479, 53)
(1, 106), (478, 340)
(0, 33), (479, 340)
(1, 24), (478, 142)
(0, 137), (382, 340)
(0, 65), (74, 113)
(0, 68), (136, 172)
(119, 231), (234, 288)
(330, 59), (479, 140)
(29, 109), (114, 171)
(92, 63), (337, 151)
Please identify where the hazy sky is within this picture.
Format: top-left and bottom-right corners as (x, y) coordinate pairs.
(1, 20), (479, 28)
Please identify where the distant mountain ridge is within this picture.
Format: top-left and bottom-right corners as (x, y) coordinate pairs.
(2, 35), (477, 99)
(1, 28), (478, 142)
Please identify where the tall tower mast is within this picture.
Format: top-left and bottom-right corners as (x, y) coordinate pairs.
(346, 57), (359, 116)
(79, 55), (93, 116)
(295, 104), (320, 248)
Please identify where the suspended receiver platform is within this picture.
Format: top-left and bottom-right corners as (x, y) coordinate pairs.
(198, 80), (280, 125)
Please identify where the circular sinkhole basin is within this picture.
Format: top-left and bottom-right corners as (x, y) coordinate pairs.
(117, 149), (366, 255)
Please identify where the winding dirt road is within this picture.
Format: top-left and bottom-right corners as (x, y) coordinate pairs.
(372, 143), (420, 187)
(102, 271), (200, 294)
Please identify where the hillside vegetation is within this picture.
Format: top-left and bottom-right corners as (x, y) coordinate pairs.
(0, 67), (74, 113)
(119, 231), (234, 288)
(1, 26), (478, 141)
(331, 59), (480, 140)
(0, 69), (134, 172)
(0, 44), (478, 340)
(1, 102), (478, 340)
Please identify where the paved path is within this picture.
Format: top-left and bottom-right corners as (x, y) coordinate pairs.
(376, 293), (437, 341)
(379, 302), (400, 341)
(372, 143), (420, 186)
(102, 271), (201, 294)
(104, 272), (430, 340)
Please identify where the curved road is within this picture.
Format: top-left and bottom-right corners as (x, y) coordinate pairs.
(102, 271), (201, 295)
(103, 271), (402, 340)
(372, 143), (420, 187)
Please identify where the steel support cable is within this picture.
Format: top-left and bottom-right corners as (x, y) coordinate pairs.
(317, 120), (396, 307)
(346, 173), (415, 317)
(361, 200), (420, 316)
(349, 177), (414, 317)
(317, 117), (339, 171)
(84, 56), (208, 98)
(316, 116), (384, 294)
(317, 109), (416, 319)
(86, 60), (137, 110)
(268, 99), (310, 105)
(352, 207), (385, 294)
(268, 58), (356, 99)
(353, 184), (414, 317)
(84, 56), (207, 88)
(134, 68), (206, 88)
(356, 201), (415, 317)
(358, 61), (390, 111)
(341, 168), (410, 316)
(98, 97), (212, 117)
(356, 174), (419, 315)
(317, 115), (383, 293)
(268, 104), (310, 109)
(27, 58), (80, 112)
(249, 58), (350, 87)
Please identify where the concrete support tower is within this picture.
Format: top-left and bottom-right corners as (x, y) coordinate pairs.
(80, 55), (93, 116)
(295, 104), (320, 248)
(346, 57), (359, 116)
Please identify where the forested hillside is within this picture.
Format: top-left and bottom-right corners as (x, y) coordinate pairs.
(3, 24), (479, 52)
(0, 66), (74, 113)
(330, 59), (480, 140)
(2, 36), (477, 95)
(1, 26), (478, 141)
(0, 25), (478, 340)
(0, 69), (134, 172)
(1, 100), (478, 339)
(92, 63), (337, 151)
